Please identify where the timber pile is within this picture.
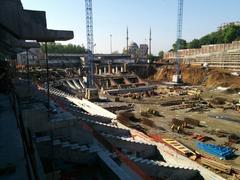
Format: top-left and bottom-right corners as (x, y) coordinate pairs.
(199, 157), (232, 174)
(199, 157), (240, 175)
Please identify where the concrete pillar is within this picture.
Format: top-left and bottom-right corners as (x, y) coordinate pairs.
(95, 64), (99, 75)
(99, 68), (102, 75)
(115, 66), (118, 74)
(112, 68), (115, 74)
(108, 64), (112, 74)
(120, 66), (124, 73)
(123, 63), (127, 73)
(104, 66), (107, 74)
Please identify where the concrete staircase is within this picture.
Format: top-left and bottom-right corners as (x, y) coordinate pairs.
(127, 155), (203, 180)
(34, 135), (140, 180)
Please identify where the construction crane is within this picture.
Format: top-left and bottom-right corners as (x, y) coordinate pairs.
(85, 0), (94, 87)
(173, 0), (184, 83)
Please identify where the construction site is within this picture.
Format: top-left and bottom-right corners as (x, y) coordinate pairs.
(1, 0), (240, 180)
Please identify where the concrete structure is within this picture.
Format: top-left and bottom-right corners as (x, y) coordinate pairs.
(0, 1), (228, 179)
(0, 0), (73, 59)
(164, 41), (240, 71)
(0, 0), (73, 42)
(17, 48), (41, 66)
(94, 74), (153, 94)
(0, 94), (45, 179)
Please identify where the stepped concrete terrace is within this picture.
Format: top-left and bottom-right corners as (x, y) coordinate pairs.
(36, 78), (231, 179)
(34, 136), (139, 180)
(127, 155), (203, 180)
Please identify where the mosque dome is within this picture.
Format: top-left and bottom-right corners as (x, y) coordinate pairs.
(129, 41), (138, 48)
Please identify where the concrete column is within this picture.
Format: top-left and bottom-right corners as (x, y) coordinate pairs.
(99, 68), (102, 75)
(108, 64), (112, 74)
(104, 66), (107, 74)
(123, 63), (127, 73)
(120, 66), (124, 73)
(115, 66), (118, 74)
(112, 68), (115, 74)
(95, 64), (99, 75)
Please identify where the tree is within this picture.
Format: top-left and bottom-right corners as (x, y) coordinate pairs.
(41, 43), (86, 54)
(170, 24), (240, 50)
(172, 39), (187, 51)
(223, 25), (239, 43)
(187, 39), (201, 49)
(147, 54), (154, 64)
(158, 51), (164, 59)
(199, 35), (211, 45)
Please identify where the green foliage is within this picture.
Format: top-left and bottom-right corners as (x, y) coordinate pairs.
(171, 24), (240, 50)
(41, 42), (86, 54)
(223, 25), (240, 43)
(147, 54), (159, 63)
(172, 39), (187, 51)
(158, 51), (164, 59)
(187, 39), (201, 49)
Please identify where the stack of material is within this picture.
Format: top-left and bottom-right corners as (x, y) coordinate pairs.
(184, 117), (200, 127)
(196, 142), (234, 160)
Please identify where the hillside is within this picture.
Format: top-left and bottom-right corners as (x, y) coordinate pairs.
(171, 24), (240, 51)
(153, 65), (240, 88)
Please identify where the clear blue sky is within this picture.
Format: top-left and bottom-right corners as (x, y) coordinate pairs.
(22, 0), (240, 55)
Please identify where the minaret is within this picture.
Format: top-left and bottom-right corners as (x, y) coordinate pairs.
(149, 28), (152, 55)
(126, 26), (129, 54)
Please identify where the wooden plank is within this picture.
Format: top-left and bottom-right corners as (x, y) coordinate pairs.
(200, 157), (231, 174)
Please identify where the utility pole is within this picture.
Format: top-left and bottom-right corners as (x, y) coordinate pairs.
(126, 27), (129, 54)
(110, 34), (112, 54)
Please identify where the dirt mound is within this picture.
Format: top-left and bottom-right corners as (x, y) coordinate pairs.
(153, 65), (240, 88)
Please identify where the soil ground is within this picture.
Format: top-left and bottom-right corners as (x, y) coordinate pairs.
(116, 86), (240, 179)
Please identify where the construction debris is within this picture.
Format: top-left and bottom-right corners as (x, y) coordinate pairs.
(184, 117), (200, 127)
(140, 108), (162, 117)
(171, 118), (187, 133)
(228, 134), (240, 144)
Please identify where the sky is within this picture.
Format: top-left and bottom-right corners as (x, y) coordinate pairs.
(21, 0), (240, 55)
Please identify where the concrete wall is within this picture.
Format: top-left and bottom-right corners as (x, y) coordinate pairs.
(135, 161), (202, 180)
(36, 143), (97, 164)
(89, 122), (131, 137)
(106, 137), (159, 159)
(164, 41), (240, 59)
(46, 125), (94, 145)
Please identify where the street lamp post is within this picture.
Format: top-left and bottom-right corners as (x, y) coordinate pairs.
(110, 34), (112, 54)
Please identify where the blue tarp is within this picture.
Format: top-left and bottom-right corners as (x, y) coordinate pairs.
(196, 141), (234, 159)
